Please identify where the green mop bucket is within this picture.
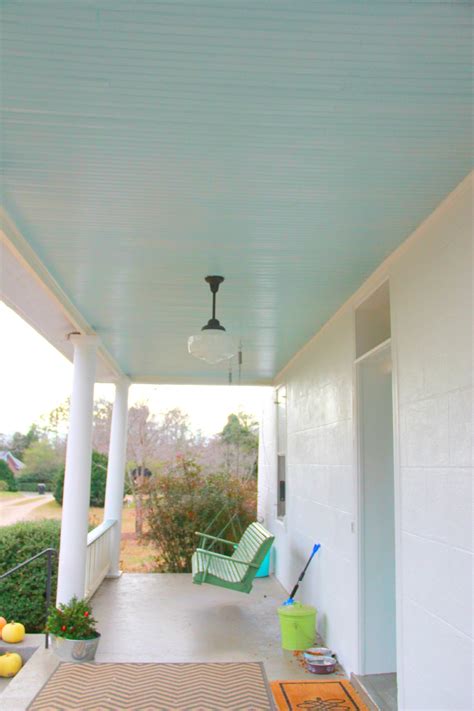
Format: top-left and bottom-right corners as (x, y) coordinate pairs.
(277, 602), (316, 651)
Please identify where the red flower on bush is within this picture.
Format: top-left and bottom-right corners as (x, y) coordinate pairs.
(46, 596), (98, 640)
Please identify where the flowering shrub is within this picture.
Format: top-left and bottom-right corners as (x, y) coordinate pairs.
(46, 596), (98, 640)
(143, 457), (257, 573)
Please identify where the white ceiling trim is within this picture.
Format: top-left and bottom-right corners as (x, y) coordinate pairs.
(0, 208), (125, 383)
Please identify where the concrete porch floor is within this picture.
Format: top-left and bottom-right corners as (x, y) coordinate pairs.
(92, 573), (343, 681)
(0, 573), (345, 710)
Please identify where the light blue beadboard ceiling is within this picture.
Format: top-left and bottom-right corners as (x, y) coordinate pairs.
(1, 1), (471, 383)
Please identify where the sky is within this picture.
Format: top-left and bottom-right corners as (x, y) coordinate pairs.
(0, 302), (266, 438)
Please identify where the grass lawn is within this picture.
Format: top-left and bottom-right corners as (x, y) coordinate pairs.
(28, 499), (63, 519)
(29, 499), (156, 573)
(0, 491), (29, 500)
(118, 506), (157, 572)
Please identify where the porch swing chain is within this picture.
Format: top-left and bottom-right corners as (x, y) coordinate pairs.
(199, 505), (243, 551)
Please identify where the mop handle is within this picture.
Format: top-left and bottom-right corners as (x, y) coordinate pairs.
(288, 544), (321, 600)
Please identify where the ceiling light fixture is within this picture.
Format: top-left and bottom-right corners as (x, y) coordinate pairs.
(188, 276), (237, 364)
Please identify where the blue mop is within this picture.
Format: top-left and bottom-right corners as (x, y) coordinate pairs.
(283, 544), (321, 605)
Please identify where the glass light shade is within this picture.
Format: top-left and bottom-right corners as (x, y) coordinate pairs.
(188, 330), (236, 364)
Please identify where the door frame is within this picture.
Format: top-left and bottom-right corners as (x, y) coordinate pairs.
(352, 279), (403, 691)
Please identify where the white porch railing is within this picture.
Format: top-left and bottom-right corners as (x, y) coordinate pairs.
(85, 519), (117, 599)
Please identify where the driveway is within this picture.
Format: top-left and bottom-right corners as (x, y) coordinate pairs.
(0, 493), (54, 526)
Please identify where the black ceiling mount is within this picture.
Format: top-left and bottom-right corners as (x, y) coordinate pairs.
(205, 275), (224, 292)
(202, 275), (226, 332)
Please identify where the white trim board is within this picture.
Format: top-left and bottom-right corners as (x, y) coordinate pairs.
(354, 338), (392, 365)
(0, 210), (125, 383)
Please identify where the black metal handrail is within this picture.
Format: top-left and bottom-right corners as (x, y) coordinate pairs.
(0, 548), (57, 649)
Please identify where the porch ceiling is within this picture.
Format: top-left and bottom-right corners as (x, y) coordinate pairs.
(1, 2), (471, 384)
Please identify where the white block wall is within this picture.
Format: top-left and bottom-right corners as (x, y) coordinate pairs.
(258, 173), (473, 710)
(391, 175), (472, 710)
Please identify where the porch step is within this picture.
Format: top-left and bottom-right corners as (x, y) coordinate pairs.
(0, 635), (57, 710)
(351, 672), (398, 711)
(0, 633), (45, 693)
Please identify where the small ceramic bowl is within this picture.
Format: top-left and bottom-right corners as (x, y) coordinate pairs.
(304, 654), (337, 674)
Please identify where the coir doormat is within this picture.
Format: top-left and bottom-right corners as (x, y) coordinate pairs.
(271, 680), (369, 710)
(28, 661), (275, 710)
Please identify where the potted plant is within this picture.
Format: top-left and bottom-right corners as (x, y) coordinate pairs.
(46, 596), (100, 662)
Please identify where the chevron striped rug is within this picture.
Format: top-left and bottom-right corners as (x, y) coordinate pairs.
(28, 661), (275, 710)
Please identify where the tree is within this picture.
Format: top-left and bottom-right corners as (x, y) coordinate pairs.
(92, 399), (113, 454)
(126, 404), (161, 535)
(19, 440), (63, 484)
(41, 398), (113, 455)
(155, 408), (194, 460)
(7, 425), (41, 459)
(0, 460), (17, 491)
(126, 404), (160, 465)
(219, 412), (259, 478)
(40, 399), (70, 439)
(221, 412), (258, 450)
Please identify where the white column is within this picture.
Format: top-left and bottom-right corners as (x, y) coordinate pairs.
(56, 335), (98, 605)
(104, 378), (130, 577)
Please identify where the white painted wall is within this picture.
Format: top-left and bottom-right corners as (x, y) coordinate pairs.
(390, 175), (472, 710)
(258, 172), (473, 710)
(259, 308), (359, 672)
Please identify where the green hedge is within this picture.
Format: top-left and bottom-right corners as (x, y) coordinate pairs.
(54, 451), (107, 507)
(17, 470), (60, 485)
(16, 481), (53, 492)
(0, 520), (60, 632)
